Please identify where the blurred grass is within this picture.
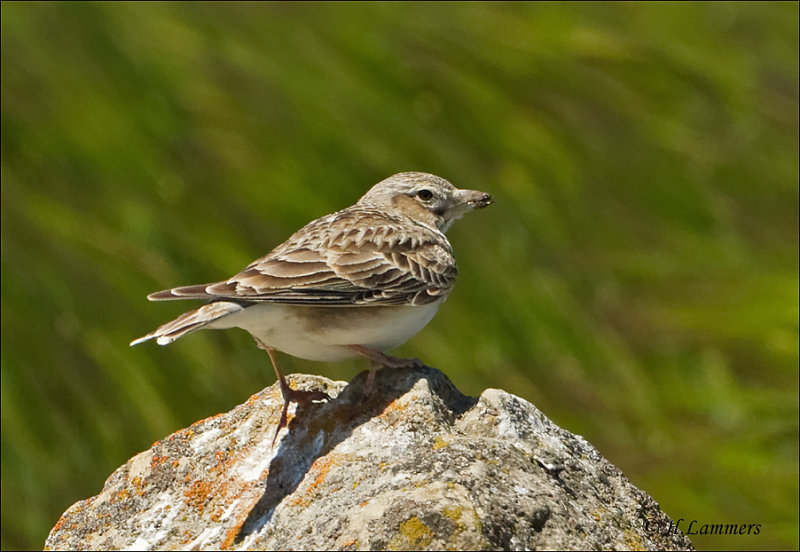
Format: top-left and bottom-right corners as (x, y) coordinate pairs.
(1, 2), (797, 550)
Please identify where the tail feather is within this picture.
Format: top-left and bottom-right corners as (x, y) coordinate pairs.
(147, 283), (225, 301)
(131, 301), (244, 346)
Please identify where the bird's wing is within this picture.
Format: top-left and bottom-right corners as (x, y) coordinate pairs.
(147, 207), (457, 306)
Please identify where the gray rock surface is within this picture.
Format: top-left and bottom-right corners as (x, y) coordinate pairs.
(45, 366), (693, 551)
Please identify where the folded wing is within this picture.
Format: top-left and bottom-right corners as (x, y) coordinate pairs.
(147, 208), (457, 307)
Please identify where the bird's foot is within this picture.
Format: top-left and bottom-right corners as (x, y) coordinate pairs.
(346, 345), (424, 393)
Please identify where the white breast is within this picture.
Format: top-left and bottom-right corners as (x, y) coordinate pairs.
(208, 300), (444, 361)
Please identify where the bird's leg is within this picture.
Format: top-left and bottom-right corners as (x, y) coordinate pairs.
(346, 344), (422, 368)
(254, 339), (329, 446)
(346, 344), (423, 393)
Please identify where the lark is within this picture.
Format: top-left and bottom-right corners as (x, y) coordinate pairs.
(132, 172), (493, 442)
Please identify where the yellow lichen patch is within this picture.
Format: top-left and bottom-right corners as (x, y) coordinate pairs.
(623, 528), (648, 551)
(590, 506), (608, 522)
(442, 505), (462, 523)
(389, 516), (433, 550)
(433, 436), (448, 450)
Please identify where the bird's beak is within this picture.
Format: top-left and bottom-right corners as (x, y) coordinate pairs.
(461, 189), (494, 209)
(438, 188), (494, 232)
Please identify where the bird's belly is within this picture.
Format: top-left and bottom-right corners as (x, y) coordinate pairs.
(210, 301), (443, 361)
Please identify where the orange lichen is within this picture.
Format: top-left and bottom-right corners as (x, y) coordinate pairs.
(184, 479), (213, 513)
(246, 392), (266, 405)
(51, 515), (67, 533)
(151, 454), (169, 467)
(132, 476), (145, 496)
(379, 398), (411, 420)
(221, 524), (240, 550)
(180, 530), (195, 544)
(209, 448), (240, 480)
(190, 412), (224, 430)
(177, 427), (195, 439)
(220, 501), (261, 551)
(307, 455), (337, 492)
(291, 454), (338, 506)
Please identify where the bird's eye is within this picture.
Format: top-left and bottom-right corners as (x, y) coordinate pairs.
(416, 189), (434, 200)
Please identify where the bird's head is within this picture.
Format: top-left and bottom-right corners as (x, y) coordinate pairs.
(358, 172), (493, 232)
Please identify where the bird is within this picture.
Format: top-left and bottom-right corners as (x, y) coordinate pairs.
(131, 172), (493, 442)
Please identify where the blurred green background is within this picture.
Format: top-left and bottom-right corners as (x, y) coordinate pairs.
(1, 2), (797, 550)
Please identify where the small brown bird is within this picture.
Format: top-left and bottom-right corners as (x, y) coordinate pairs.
(132, 172), (493, 442)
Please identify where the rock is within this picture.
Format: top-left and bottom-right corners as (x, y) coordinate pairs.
(44, 366), (693, 551)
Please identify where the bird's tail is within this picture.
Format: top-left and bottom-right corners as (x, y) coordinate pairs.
(130, 301), (244, 346)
